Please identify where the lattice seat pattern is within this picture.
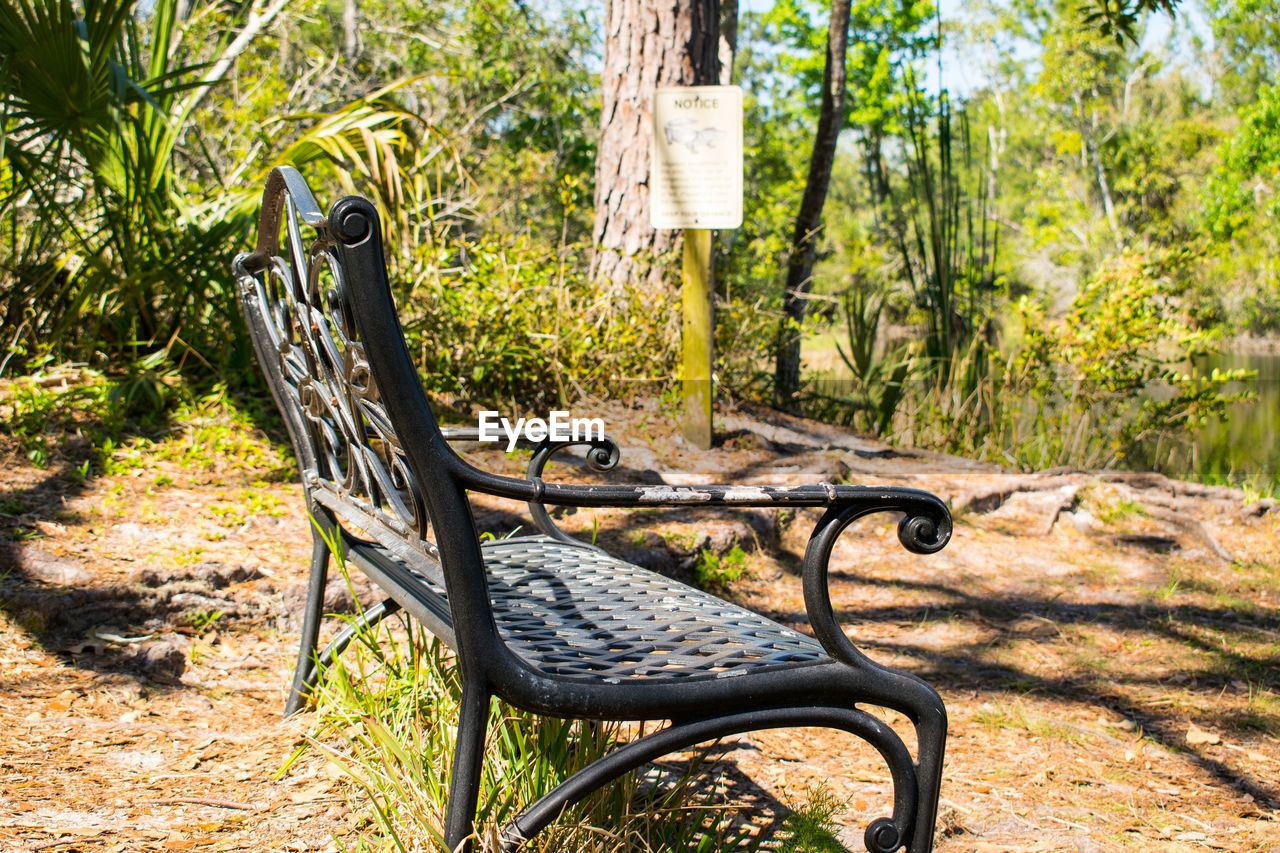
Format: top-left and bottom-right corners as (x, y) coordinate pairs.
(483, 536), (827, 682)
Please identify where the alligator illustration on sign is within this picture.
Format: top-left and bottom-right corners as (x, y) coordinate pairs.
(663, 118), (728, 153)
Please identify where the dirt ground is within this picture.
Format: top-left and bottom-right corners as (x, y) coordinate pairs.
(1, 394), (1277, 852)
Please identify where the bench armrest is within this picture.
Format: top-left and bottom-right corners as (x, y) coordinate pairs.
(801, 500), (948, 671)
(441, 428), (621, 544)
(451, 455), (950, 552)
(439, 428), (620, 471)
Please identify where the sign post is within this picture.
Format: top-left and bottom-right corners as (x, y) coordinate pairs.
(681, 228), (713, 449)
(651, 85), (743, 450)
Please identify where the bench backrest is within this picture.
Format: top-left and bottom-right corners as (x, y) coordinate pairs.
(233, 168), (499, 664)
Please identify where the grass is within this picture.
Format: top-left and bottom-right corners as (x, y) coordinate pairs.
(291, 541), (770, 853)
(1096, 498), (1149, 524)
(775, 783), (846, 853)
(0, 366), (294, 483)
(693, 546), (748, 592)
(298, 618), (769, 853)
(970, 700), (1089, 744)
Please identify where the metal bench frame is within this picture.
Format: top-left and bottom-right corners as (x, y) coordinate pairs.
(232, 166), (953, 853)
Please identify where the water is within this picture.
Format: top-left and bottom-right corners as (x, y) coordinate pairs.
(804, 339), (1280, 490)
(1135, 348), (1280, 491)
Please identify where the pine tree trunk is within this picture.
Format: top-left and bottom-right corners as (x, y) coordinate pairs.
(592, 0), (721, 296)
(719, 2), (738, 85)
(775, 0), (852, 409)
(343, 0), (359, 65)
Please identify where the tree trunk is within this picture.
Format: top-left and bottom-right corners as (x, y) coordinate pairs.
(775, 0), (852, 409)
(592, 0), (721, 296)
(343, 0), (359, 65)
(1087, 125), (1122, 251)
(719, 1), (738, 85)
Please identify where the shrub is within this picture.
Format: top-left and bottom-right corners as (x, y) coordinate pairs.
(394, 236), (675, 407)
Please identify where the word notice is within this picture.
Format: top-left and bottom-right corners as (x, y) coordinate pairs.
(651, 85), (743, 230)
(478, 411), (605, 452)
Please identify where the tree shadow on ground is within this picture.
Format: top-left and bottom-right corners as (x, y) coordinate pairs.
(4, 419), (1277, 820)
(763, 568), (1280, 809)
(0, 444), (274, 690)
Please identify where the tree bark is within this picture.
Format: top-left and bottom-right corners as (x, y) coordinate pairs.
(774, 0), (852, 409)
(719, 1), (738, 86)
(343, 0), (360, 65)
(592, 0), (721, 296)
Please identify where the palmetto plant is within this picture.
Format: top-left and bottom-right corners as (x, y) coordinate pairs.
(0, 0), (249, 370)
(0, 0), (433, 379)
(832, 285), (912, 437)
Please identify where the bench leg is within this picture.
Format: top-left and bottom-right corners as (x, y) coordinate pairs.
(444, 682), (489, 852)
(296, 597), (404, 704)
(907, 704), (946, 853)
(505, 706), (919, 851)
(285, 535), (330, 716)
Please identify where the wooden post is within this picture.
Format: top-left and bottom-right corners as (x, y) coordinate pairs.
(681, 229), (713, 450)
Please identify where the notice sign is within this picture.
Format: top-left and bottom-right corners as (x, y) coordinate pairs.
(651, 86), (743, 229)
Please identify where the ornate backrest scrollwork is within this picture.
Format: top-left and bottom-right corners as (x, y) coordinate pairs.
(233, 167), (438, 567)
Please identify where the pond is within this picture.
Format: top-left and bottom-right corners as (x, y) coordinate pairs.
(802, 331), (1280, 491)
(1133, 347), (1280, 492)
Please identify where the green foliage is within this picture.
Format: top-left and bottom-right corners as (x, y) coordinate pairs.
(0, 0), (255, 374)
(894, 84), (1001, 380)
(0, 365), (292, 483)
(0, 359), (208, 469)
(396, 235), (673, 407)
(795, 74), (999, 439)
(0, 0), (1272, 494)
(832, 286), (913, 436)
(1, 0), (603, 406)
(693, 546), (748, 592)
(1204, 0), (1280, 97)
(756, 0), (937, 133)
(1203, 85), (1280, 239)
(1077, 0), (1181, 45)
(181, 609), (225, 634)
(716, 1), (937, 405)
(1, 369), (121, 468)
(952, 248), (1249, 469)
(777, 783), (847, 853)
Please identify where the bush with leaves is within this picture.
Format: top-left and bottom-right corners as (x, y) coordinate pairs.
(396, 235), (675, 407)
(998, 248), (1250, 469)
(0, 0), (259, 373)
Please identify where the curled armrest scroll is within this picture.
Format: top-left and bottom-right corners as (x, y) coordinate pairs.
(897, 509), (950, 555)
(523, 435), (621, 543)
(527, 435), (622, 477)
(439, 427), (621, 472)
(439, 428), (621, 544)
(802, 495), (951, 670)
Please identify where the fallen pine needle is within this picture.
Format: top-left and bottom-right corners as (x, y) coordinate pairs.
(140, 797), (256, 810)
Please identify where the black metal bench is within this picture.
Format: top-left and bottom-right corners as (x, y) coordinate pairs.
(232, 166), (954, 853)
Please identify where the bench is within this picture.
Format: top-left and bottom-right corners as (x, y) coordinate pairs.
(231, 166), (953, 853)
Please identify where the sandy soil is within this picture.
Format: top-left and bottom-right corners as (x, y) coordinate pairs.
(1, 396), (1277, 852)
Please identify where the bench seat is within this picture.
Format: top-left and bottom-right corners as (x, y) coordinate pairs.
(348, 533), (826, 683)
